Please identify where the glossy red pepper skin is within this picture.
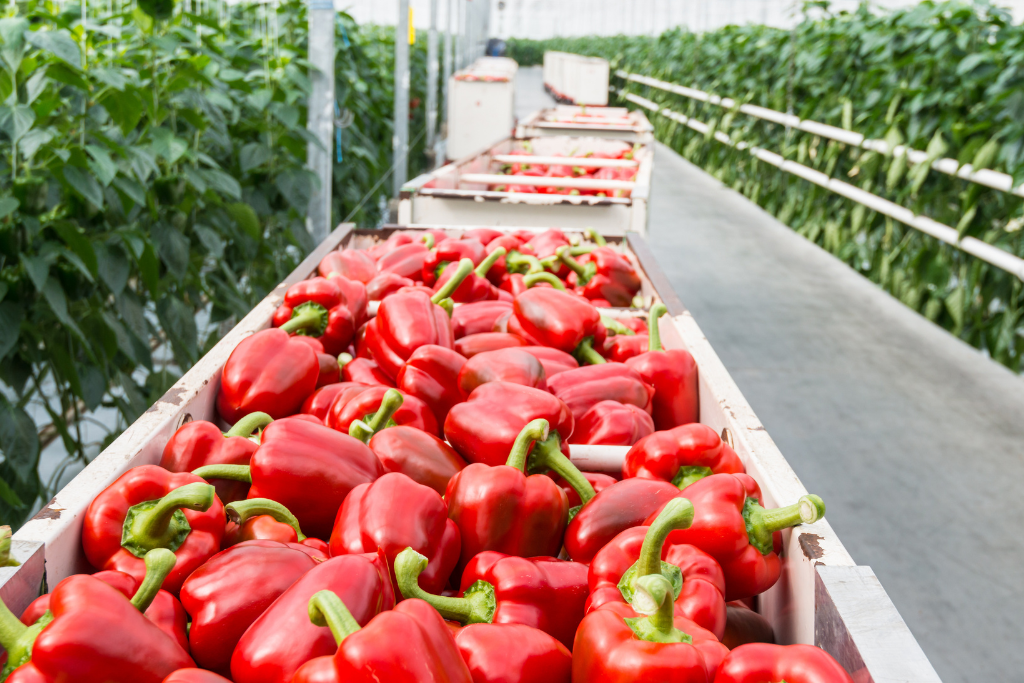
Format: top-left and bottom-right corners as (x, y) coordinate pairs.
(327, 275), (369, 326)
(180, 540), (320, 676)
(272, 277), (359, 355)
(586, 526), (727, 638)
(283, 277), (345, 311)
(230, 553), (395, 683)
(273, 302), (355, 357)
(525, 229), (570, 259)
(626, 351), (699, 430)
(566, 248), (641, 307)
(342, 358), (395, 387)
(458, 347), (547, 397)
(217, 329), (319, 424)
(422, 238), (487, 286)
(158, 420), (258, 504)
(365, 290), (455, 379)
(248, 417), (385, 539)
(623, 424), (745, 485)
(564, 477), (681, 564)
(377, 242), (429, 280)
(500, 272), (529, 297)
(221, 515), (319, 549)
(453, 623), (572, 683)
(550, 471), (617, 508)
(318, 250), (378, 284)
(454, 332), (529, 357)
(451, 301), (513, 338)
(21, 570), (188, 653)
(460, 552), (589, 650)
(509, 288), (606, 356)
(520, 346), (578, 376)
(714, 643), (854, 683)
(445, 382), (574, 467)
(463, 228), (505, 245)
(368, 426), (466, 496)
(291, 599), (473, 683)
(569, 400), (654, 446)
(162, 669), (233, 683)
(367, 231), (415, 261)
(301, 383), (362, 421)
(573, 601), (728, 683)
(602, 334), (648, 362)
(330, 472), (460, 596)
(366, 272), (415, 301)
(546, 363), (654, 423)
(326, 385), (439, 436)
(83, 466), (224, 596)
(395, 345), (467, 426)
(482, 234), (525, 285)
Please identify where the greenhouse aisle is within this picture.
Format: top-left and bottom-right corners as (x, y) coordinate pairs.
(513, 66), (1023, 682)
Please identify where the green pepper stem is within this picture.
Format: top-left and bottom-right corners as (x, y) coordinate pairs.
(280, 302), (328, 335)
(124, 483), (215, 554)
(648, 303), (667, 352)
(744, 494), (826, 555)
(308, 590), (362, 645)
(637, 499), (694, 577)
(529, 433), (596, 506)
(338, 352), (353, 368)
(0, 526), (18, 567)
(574, 337), (606, 365)
(556, 246), (594, 284)
(569, 245), (595, 256)
(350, 388), (404, 443)
(438, 298), (454, 317)
(506, 251), (543, 274)
(0, 594), (28, 653)
(475, 247), (506, 277)
(130, 548), (177, 613)
(431, 258), (475, 304)
(599, 312), (635, 336)
(585, 228), (608, 247)
(523, 272), (565, 290)
(505, 419), (550, 472)
(192, 464), (252, 483)
(394, 548), (496, 624)
(625, 574), (692, 644)
(421, 233), (436, 250)
(226, 499), (306, 541)
(224, 412), (274, 438)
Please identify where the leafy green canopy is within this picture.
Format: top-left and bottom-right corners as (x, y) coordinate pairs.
(510, 0), (1024, 371)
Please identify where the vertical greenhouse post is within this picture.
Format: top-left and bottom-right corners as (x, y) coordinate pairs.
(443, 0), (454, 127)
(393, 0), (410, 196)
(306, 0), (335, 243)
(426, 0), (439, 152)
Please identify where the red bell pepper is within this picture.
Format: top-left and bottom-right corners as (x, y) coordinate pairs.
(158, 412), (272, 504)
(432, 247), (505, 301)
(366, 231), (421, 261)
(271, 277), (359, 356)
(83, 466), (223, 596)
(563, 477), (682, 564)
(193, 416), (384, 540)
(458, 347), (547, 397)
(180, 540), (320, 675)
(625, 303), (701, 429)
(454, 331), (529, 357)
(330, 472), (460, 596)
(377, 241), (430, 280)
(602, 334), (648, 362)
(315, 352), (341, 387)
(549, 471), (617, 508)
(289, 592), (472, 683)
(162, 669), (232, 683)
(569, 400), (654, 446)
(463, 228), (504, 245)
(572, 574), (729, 683)
(721, 603), (775, 649)
(366, 272), (414, 301)
(364, 259), (474, 379)
(422, 237), (487, 286)
(623, 423), (745, 487)
(557, 244), (641, 308)
(524, 229), (570, 260)
(2, 549), (194, 683)
(230, 552), (395, 683)
(715, 643), (855, 683)
(221, 498), (318, 549)
(300, 382), (360, 421)
(368, 425), (466, 496)
(546, 363), (654, 423)
(217, 328), (320, 423)
(451, 300), (513, 338)
(586, 499), (727, 638)
(482, 235), (528, 285)
(318, 249), (378, 284)
(520, 346), (578, 376)
(326, 385), (439, 437)
(451, 623), (571, 683)
(645, 473), (826, 601)
(396, 548), (588, 651)
(444, 381), (574, 467)
(341, 356), (395, 387)
(395, 344), (466, 425)
(509, 287), (607, 364)
(445, 420), (594, 571)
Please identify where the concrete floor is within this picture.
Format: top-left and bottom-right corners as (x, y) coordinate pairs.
(516, 66), (1024, 683)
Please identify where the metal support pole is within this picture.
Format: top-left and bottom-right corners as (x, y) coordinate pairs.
(426, 0), (439, 150)
(306, 0), (335, 243)
(393, 0), (410, 196)
(443, 0), (454, 124)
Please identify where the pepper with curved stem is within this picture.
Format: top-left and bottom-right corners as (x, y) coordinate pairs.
(511, 421), (596, 506)
(279, 302), (329, 336)
(421, 233), (435, 250)
(506, 251), (544, 274)
(574, 338), (606, 365)
(430, 258), (475, 305)
(308, 590), (362, 645)
(584, 228), (608, 247)
(0, 526), (18, 567)
(225, 412), (274, 438)
(121, 482), (216, 558)
(475, 247), (506, 278)
(746, 495), (826, 554)
(130, 548), (178, 613)
(522, 271), (565, 290)
(626, 574), (692, 644)
(621, 422), (745, 488)
(396, 548), (496, 625)
(600, 311), (635, 336)
(225, 499), (307, 541)
(556, 246), (597, 285)
(617, 498), (695, 603)
(348, 388), (404, 443)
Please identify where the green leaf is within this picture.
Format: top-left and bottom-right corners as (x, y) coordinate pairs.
(100, 88), (144, 136)
(201, 169), (241, 200)
(132, 7), (154, 33)
(86, 145), (118, 187)
(111, 175), (146, 208)
(0, 18), (29, 75)
(62, 166), (103, 209)
(42, 276), (85, 341)
(0, 395), (39, 483)
(219, 68), (245, 82)
(150, 128), (189, 165)
(226, 202), (260, 240)
(138, 242), (160, 295)
(239, 143), (272, 173)
(78, 364), (106, 411)
(956, 53), (989, 76)
(52, 222), (98, 276)
(49, 340), (83, 401)
(156, 295), (198, 368)
(193, 224), (225, 258)
(0, 476), (23, 509)
(0, 301), (24, 359)
(275, 169), (316, 211)
(152, 222), (190, 280)
(0, 197), (18, 219)
(94, 242), (130, 294)
(19, 128), (53, 160)
(0, 104), (36, 143)
(92, 66), (127, 91)
(25, 29), (81, 69)
(19, 253), (50, 291)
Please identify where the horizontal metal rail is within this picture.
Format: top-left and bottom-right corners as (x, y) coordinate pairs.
(616, 70), (1024, 199)
(490, 154), (638, 168)
(615, 90), (1024, 281)
(459, 173), (636, 191)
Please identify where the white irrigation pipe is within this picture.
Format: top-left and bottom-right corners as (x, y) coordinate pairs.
(616, 70), (1024, 199)
(491, 155), (638, 168)
(615, 90), (1024, 281)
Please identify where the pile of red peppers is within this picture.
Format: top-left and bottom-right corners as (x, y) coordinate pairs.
(0, 229), (856, 683)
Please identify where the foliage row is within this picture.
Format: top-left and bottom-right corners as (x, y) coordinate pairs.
(0, 0), (428, 526)
(510, 0), (1024, 371)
